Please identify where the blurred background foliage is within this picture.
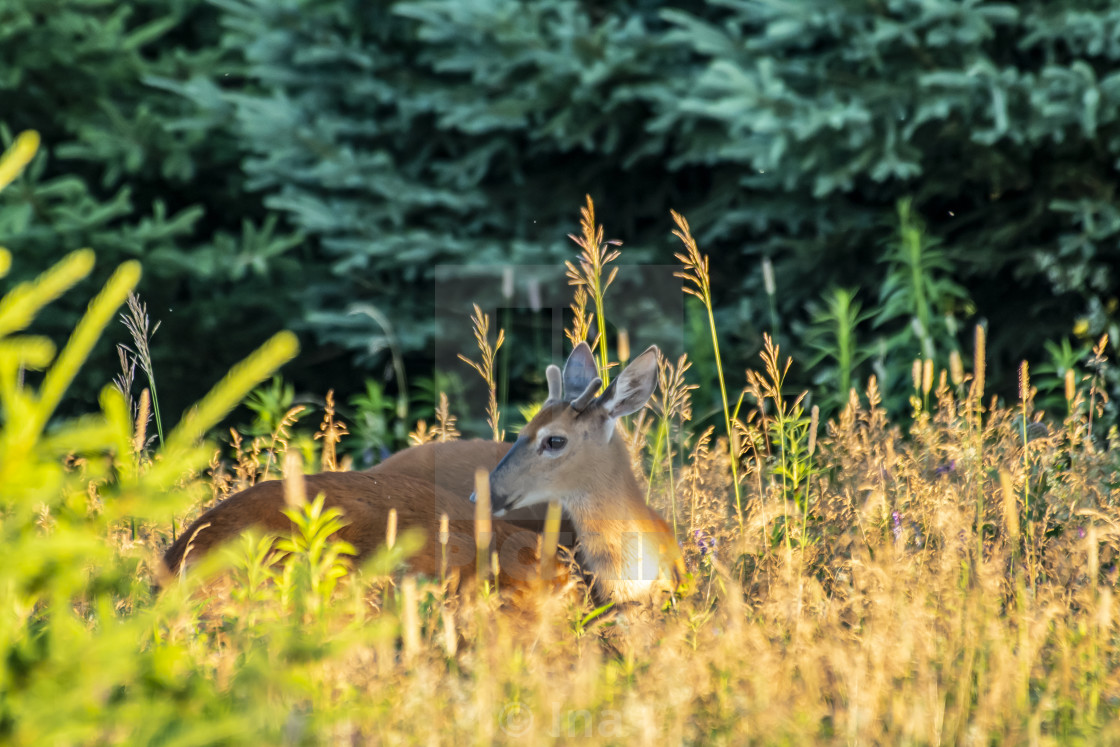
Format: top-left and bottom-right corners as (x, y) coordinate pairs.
(2, 0), (1119, 430)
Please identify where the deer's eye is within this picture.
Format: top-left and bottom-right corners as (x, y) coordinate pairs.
(542, 435), (567, 452)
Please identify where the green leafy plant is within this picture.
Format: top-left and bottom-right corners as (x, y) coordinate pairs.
(275, 493), (357, 620)
(873, 199), (972, 409)
(0, 131), (305, 743)
(1035, 337), (1090, 416)
(348, 379), (404, 463)
(746, 335), (815, 553)
(805, 286), (874, 415)
(243, 375), (297, 437)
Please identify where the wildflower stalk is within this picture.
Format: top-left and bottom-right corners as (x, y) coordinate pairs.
(671, 210), (744, 536)
(971, 324), (987, 562)
(646, 416), (679, 533)
(759, 336), (801, 555)
(1019, 360), (1034, 591)
(1087, 334), (1109, 440)
(922, 357), (933, 414)
(500, 268), (513, 426)
(565, 285), (593, 349)
(1000, 470), (1019, 572)
(314, 390), (349, 471)
(646, 420), (667, 505)
(774, 402), (792, 557)
(647, 354), (696, 535)
(804, 405), (819, 549)
(970, 324), (986, 425)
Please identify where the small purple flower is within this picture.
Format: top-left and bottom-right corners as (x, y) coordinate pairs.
(935, 460), (956, 477)
(693, 529), (716, 557)
(1078, 527), (1086, 539)
(892, 511), (903, 543)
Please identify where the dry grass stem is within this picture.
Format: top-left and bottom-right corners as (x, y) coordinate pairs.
(314, 390), (348, 471)
(458, 304), (505, 441)
(565, 195), (621, 379)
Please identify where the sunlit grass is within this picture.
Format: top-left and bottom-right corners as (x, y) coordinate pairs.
(145, 344), (1119, 743)
(2, 170), (1118, 743)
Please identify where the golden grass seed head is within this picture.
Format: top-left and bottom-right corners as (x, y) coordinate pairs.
(999, 470), (1019, 545)
(386, 507), (398, 549)
(972, 324), (986, 400)
(949, 350), (964, 387)
(808, 405), (819, 457)
(761, 257), (775, 297)
(282, 450), (306, 508)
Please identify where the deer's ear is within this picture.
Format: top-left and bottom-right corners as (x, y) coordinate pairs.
(597, 346), (659, 419)
(545, 365), (562, 403)
(563, 341), (598, 399)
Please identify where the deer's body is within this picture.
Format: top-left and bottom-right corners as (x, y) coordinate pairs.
(371, 438), (510, 500)
(163, 441), (549, 589)
(163, 344), (684, 606)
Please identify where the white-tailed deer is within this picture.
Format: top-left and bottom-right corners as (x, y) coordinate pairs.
(482, 342), (686, 605)
(162, 343), (684, 606)
(161, 439), (553, 591)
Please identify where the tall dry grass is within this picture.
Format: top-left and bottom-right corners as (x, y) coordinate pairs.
(140, 201), (1120, 744)
(154, 335), (1119, 743)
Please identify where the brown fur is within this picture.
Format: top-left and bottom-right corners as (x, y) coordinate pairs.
(165, 343), (684, 608)
(371, 439), (576, 537)
(162, 440), (559, 591)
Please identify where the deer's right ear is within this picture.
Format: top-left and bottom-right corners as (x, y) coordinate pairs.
(563, 341), (598, 400)
(596, 345), (659, 419)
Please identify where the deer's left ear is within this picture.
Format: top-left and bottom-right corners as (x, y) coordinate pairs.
(544, 365), (563, 403)
(597, 345), (659, 419)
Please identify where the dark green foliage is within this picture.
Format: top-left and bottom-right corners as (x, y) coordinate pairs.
(655, 1), (1120, 397)
(196, 0), (1118, 410)
(176, 0), (681, 369)
(5, 0), (1119, 421)
(0, 0), (309, 418)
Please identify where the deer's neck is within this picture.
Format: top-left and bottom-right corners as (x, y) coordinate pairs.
(564, 440), (681, 605)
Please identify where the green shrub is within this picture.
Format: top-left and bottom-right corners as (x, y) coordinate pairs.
(0, 132), (301, 743)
